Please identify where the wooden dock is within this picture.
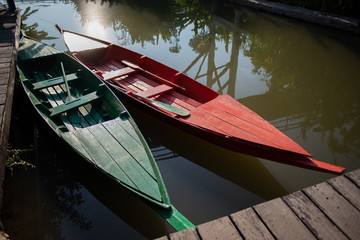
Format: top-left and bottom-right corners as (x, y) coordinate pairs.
(0, 7), (21, 236)
(156, 168), (360, 240)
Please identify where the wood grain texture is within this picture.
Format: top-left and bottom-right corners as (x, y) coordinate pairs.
(346, 168), (360, 187)
(304, 182), (360, 239)
(197, 216), (243, 240)
(169, 227), (200, 240)
(254, 198), (316, 240)
(231, 207), (274, 240)
(327, 175), (360, 211)
(283, 191), (347, 240)
(153, 236), (168, 240)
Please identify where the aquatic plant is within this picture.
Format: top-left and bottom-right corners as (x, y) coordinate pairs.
(6, 146), (35, 174)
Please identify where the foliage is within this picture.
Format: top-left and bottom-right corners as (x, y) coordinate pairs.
(6, 147), (35, 174)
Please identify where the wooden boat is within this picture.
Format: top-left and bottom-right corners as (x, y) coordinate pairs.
(55, 25), (345, 175)
(16, 35), (195, 231)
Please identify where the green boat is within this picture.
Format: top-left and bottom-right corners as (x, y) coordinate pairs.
(16, 35), (194, 231)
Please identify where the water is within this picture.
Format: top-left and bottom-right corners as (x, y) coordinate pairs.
(4, 0), (360, 239)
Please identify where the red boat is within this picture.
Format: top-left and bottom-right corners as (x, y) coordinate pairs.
(56, 25), (345, 175)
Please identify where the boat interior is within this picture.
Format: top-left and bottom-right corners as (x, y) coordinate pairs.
(73, 45), (219, 114)
(18, 53), (125, 132)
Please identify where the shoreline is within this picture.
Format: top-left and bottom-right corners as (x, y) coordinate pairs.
(226, 0), (360, 34)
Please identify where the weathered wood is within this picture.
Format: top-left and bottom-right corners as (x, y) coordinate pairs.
(328, 175), (360, 211)
(153, 236), (168, 240)
(304, 182), (360, 239)
(138, 84), (174, 98)
(197, 216), (243, 240)
(231, 207), (274, 240)
(254, 198), (316, 239)
(283, 191), (347, 240)
(346, 168), (360, 187)
(169, 227), (200, 240)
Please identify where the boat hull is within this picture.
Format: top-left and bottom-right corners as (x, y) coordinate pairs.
(56, 26), (345, 175)
(17, 35), (195, 231)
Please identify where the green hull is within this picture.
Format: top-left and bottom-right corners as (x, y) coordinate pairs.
(17, 36), (194, 231)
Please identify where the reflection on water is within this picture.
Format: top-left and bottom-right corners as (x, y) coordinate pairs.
(6, 0), (360, 238)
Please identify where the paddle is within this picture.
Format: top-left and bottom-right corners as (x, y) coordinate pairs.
(108, 82), (190, 117)
(121, 60), (186, 91)
(60, 62), (82, 123)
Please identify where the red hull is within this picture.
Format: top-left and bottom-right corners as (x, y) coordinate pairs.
(56, 26), (345, 175)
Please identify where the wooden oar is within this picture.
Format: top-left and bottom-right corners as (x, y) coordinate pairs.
(108, 82), (190, 117)
(121, 60), (186, 91)
(60, 62), (82, 123)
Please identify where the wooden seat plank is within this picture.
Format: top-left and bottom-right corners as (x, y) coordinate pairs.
(138, 84), (173, 98)
(50, 68), (106, 125)
(32, 73), (79, 90)
(49, 91), (102, 117)
(254, 198), (316, 239)
(283, 191), (347, 240)
(231, 207), (274, 240)
(102, 67), (136, 81)
(304, 182), (360, 239)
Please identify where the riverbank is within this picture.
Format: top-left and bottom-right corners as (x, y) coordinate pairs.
(226, 0), (360, 34)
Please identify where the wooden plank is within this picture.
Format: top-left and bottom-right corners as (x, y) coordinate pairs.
(346, 168), (360, 187)
(328, 175), (360, 210)
(169, 227), (200, 240)
(138, 84), (173, 98)
(283, 191), (347, 240)
(102, 67), (136, 81)
(304, 182), (360, 239)
(254, 198), (316, 239)
(73, 127), (136, 187)
(231, 207), (274, 240)
(49, 91), (102, 117)
(197, 216), (243, 240)
(87, 123), (162, 200)
(0, 72), (10, 85)
(153, 236), (168, 240)
(32, 73), (79, 90)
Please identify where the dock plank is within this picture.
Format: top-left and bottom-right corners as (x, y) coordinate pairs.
(304, 182), (360, 239)
(327, 175), (360, 211)
(231, 207), (274, 240)
(197, 216), (243, 240)
(346, 168), (360, 187)
(169, 227), (200, 240)
(283, 191), (347, 240)
(254, 198), (316, 239)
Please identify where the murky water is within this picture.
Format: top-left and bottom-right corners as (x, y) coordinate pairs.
(4, 0), (360, 239)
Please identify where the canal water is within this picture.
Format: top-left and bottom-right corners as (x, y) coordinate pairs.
(4, 0), (360, 239)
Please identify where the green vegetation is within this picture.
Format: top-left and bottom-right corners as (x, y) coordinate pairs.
(6, 147), (35, 174)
